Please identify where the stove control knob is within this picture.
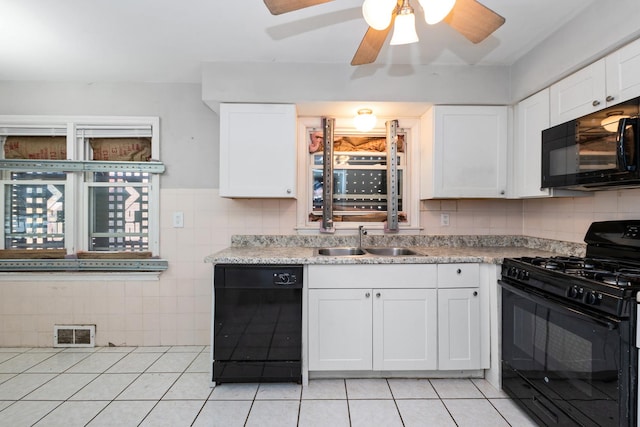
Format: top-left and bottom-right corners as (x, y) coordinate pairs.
(584, 291), (600, 305)
(568, 285), (581, 299)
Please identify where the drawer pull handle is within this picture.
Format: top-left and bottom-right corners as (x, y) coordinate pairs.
(376, 292), (381, 298)
(473, 291), (478, 297)
(365, 292), (370, 298)
(456, 269), (462, 274)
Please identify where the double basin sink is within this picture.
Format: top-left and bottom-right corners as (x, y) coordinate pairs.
(316, 247), (423, 257)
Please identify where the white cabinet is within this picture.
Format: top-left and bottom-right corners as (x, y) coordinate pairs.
(219, 103), (297, 198)
(308, 288), (372, 371)
(438, 288), (481, 370)
(549, 60), (606, 126)
(421, 106), (508, 199)
(511, 89), (550, 198)
(307, 263), (488, 373)
(550, 38), (640, 126)
(373, 288), (438, 371)
(606, 38), (640, 105)
(437, 264), (485, 371)
(307, 265), (438, 372)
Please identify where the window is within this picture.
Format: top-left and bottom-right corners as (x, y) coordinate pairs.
(0, 116), (162, 258)
(308, 134), (405, 221)
(297, 117), (420, 233)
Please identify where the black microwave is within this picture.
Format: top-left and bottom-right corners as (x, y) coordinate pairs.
(541, 98), (640, 190)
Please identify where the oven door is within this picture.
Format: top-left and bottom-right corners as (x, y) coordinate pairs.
(500, 280), (636, 426)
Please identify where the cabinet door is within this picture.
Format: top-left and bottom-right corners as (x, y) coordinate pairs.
(219, 103), (297, 198)
(511, 89), (552, 198)
(372, 288), (437, 371)
(549, 60), (606, 126)
(308, 289), (372, 371)
(423, 106), (508, 198)
(606, 37), (640, 105)
(438, 288), (481, 370)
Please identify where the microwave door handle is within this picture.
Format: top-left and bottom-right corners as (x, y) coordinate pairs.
(617, 117), (637, 171)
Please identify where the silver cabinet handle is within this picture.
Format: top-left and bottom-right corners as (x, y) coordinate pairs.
(365, 292), (370, 298)
(592, 100), (601, 107)
(376, 292), (381, 298)
(606, 95), (615, 102)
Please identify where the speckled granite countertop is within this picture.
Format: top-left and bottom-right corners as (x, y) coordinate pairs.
(205, 235), (585, 265)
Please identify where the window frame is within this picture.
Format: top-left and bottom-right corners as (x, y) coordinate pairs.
(0, 115), (161, 256)
(296, 116), (421, 234)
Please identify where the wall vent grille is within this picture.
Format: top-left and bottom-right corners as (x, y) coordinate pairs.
(53, 324), (96, 347)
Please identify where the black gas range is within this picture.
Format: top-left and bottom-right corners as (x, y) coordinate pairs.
(500, 220), (640, 427)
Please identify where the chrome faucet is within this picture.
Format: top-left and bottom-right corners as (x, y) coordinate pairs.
(358, 225), (367, 248)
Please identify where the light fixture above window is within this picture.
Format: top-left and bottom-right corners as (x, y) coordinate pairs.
(354, 109), (377, 132)
(390, 0), (419, 45)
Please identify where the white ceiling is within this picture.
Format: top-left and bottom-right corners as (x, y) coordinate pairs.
(1, 0), (596, 84)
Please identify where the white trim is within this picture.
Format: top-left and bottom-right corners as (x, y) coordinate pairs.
(296, 116), (421, 233)
(0, 115), (162, 257)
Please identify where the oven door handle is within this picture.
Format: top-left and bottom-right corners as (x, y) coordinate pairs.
(499, 280), (619, 331)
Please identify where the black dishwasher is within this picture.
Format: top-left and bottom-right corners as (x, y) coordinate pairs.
(213, 264), (303, 384)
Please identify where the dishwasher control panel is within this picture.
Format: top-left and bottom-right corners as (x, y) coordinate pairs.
(274, 272), (298, 285)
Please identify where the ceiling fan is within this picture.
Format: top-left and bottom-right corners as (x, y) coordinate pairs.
(263, 0), (505, 66)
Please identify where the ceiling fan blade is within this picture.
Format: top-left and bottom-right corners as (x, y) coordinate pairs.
(263, 0), (334, 15)
(444, 0), (505, 44)
(350, 21), (394, 66)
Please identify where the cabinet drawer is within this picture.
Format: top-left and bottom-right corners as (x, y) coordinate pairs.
(308, 264), (437, 289)
(437, 263), (479, 288)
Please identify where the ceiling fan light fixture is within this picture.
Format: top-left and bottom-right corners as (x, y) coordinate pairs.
(354, 109), (377, 132)
(390, 1), (419, 45)
(419, 0), (456, 25)
(362, 0), (397, 31)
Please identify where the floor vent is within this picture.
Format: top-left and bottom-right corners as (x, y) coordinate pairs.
(54, 325), (96, 348)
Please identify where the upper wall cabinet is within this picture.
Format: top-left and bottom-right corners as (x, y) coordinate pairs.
(550, 38), (640, 126)
(510, 89), (551, 198)
(219, 103), (297, 198)
(421, 106), (508, 199)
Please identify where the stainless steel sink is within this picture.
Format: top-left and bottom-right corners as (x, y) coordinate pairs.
(315, 247), (422, 256)
(316, 247), (366, 256)
(364, 247), (420, 256)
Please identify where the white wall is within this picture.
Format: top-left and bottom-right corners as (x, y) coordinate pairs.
(0, 81), (218, 189)
(202, 62), (511, 110)
(510, 0), (640, 102)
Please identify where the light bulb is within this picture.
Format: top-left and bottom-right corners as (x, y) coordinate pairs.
(419, 0), (456, 25)
(362, 0), (397, 30)
(390, 10), (419, 45)
(354, 109), (377, 132)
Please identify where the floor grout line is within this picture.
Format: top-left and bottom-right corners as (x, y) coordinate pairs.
(0, 347), (535, 427)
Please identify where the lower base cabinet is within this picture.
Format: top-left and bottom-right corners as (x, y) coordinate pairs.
(307, 263), (489, 374)
(308, 288), (438, 371)
(437, 287), (481, 370)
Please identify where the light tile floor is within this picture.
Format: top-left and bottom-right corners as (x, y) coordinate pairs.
(0, 346), (538, 427)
